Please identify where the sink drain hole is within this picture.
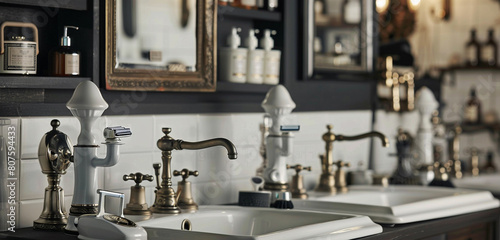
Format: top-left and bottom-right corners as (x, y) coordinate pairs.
(181, 219), (192, 231)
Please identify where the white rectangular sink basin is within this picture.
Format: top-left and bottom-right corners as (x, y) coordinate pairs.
(452, 174), (500, 196)
(130, 205), (382, 240)
(294, 185), (500, 224)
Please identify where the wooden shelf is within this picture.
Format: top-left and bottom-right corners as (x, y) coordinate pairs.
(216, 81), (274, 93)
(218, 5), (281, 22)
(0, 76), (90, 89)
(445, 122), (500, 134)
(442, 65), (500, 72)
(0, 0), (87, 11)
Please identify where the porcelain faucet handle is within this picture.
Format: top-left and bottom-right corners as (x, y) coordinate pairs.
(173, 168), (199, 181)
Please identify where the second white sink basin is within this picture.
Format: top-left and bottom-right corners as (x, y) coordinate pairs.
(452, 174), (500, 196)
(130, 205), (382, 240)
(294, 185), (500, 224)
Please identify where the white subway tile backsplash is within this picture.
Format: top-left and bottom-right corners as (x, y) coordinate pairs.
(154, 114), (198, 142)
(106, 115), (155, 154)
(16, 110), (377, 227)
(20, 160), (75, 201)
(197, 114), (234, 140)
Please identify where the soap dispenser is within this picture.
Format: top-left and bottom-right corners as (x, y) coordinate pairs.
(260, 29), (281, 85)
(50, 26), (80, 76)
(245, 29), (265, 84)
(220, 27), (247, 83)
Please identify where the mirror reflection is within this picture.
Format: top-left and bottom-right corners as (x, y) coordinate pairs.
(116, 0), (197, 71)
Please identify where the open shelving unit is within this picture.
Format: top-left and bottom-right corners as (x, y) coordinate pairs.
(216, 4), (284, 93)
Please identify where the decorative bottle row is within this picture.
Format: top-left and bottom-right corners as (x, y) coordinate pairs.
(465, 28), (498, 67)
(218, 0), (279, 11)
(219, 27), (281, 85)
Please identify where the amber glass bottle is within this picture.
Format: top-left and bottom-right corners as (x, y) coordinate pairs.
(464, 87), (481, 125)
(50, 26), (80, 76)
(465, 29), (481, 66)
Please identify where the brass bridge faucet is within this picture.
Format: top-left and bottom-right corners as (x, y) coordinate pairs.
(150, 128), (237, 214)
(316, 125), (389, 193)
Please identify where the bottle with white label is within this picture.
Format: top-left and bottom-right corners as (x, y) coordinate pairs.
(219, 27), (247, 83)
(50, 26), (80, 76)
(246, 29), (265, 84)
(260, 29), (280, 85)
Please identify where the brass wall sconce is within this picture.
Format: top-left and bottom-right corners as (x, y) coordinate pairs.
(378, 56), (415, 112)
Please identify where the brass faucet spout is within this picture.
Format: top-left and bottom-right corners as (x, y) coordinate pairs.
(179, 138), (238, 159)
(336, 131), (390, 147)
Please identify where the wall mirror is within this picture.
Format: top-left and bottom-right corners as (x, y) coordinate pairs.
(105, 0), (216, 91)
(304, 0), (373, 78)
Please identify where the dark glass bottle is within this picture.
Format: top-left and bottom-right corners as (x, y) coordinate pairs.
(465, 29), (480, 66)
(464, 87), (481, 125)
(482, 151), (497, 173)
(481, 29), (498, 66)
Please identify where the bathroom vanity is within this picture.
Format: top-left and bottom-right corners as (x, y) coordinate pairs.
(1, 207), (499, 239)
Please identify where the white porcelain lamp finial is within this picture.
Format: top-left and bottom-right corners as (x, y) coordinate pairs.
(66, 81), (109, 145)
(261, 85), (296, 134)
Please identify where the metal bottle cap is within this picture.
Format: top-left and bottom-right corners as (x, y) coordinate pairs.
(61, 26), (79, 46)
(11, 36), (26, 41)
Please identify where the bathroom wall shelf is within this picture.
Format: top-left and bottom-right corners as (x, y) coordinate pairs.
(444, 122), (500, 134)
(0, 0), (376, 117)
(217, 82), (274, 93)
(0, 76), (89, 89)
(0, 0), (87, 11)
(442, 65), (500, 72)
(217, 5), (281, 22)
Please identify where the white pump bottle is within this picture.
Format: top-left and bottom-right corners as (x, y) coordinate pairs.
(220, 28), (247, 83)
(246, 29), (265, 84)
(260, 29), (281, 85)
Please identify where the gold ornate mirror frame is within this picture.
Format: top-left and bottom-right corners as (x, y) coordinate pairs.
(105, 0), (216, 92)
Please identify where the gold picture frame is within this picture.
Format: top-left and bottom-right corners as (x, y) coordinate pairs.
(105, 0), (216, 92)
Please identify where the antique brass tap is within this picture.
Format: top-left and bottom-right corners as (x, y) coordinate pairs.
(334, 160), (350, 193)
(123, 172), (153, 215)
(466, 148), (480, 177)
(448, 124), (462, 179)
(316, 125), (389, 193)
(287, 164), (311, 199)
(173, 168), (199, 211)
(150, 128), (237, 214)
